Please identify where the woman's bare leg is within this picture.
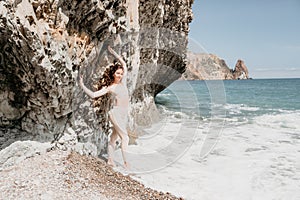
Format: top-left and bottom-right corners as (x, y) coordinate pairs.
(109, 112), (129, 168)
(107, 127), (118, 167)
(116, 126), (129, 168)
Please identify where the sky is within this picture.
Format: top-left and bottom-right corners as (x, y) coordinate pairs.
(188, 0), (300, 78)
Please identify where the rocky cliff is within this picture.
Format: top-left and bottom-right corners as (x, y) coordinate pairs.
(232, 59), (249, 79)
(183, 51), (250, 80)
(0, 0), (193, 156)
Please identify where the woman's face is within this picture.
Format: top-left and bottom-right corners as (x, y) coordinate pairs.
(113, 68), (123, 83)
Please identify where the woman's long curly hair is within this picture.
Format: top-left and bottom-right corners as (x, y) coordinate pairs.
(93, 60), (123, 109)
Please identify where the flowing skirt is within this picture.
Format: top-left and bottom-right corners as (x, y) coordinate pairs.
(108, 106), (128, 134)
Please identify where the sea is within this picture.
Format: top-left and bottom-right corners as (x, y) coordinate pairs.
(115, 78), (300, 200)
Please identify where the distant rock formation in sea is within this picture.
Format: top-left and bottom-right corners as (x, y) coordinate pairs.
(182, 51), (250, 80)
(233, 59), (250, 80)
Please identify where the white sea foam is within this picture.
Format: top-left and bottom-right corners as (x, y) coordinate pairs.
(254, 110), (300, 130)
(157, 104), (198, 120)
(113, 109), (300, 200)
(156, 93), (173, 97)
(223, 103), (261, 112)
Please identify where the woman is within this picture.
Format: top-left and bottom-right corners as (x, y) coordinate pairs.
(79, 46), (129, 168)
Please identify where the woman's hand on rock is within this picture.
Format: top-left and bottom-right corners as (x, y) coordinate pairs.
(79, 75), (83, 85)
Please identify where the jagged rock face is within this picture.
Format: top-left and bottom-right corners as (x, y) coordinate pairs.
(0, 0), (84, 150)
(233, 59), (249, 79)
(0, 0), (193, 155)
(183, 52), (250, 80)
(137, 0), (193, 95)
(57, 0), (127, 42)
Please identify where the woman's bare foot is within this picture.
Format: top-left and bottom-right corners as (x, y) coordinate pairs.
(107, 158), (116, 167)
(124, 161), (130, 170)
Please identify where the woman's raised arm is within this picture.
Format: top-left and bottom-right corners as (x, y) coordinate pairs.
(79, 75), (109, 98)
(108, 46), (127, 85)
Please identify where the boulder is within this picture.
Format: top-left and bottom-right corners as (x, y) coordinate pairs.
(0, 140), (51, 171)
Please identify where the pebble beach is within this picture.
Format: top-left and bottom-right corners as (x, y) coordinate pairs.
(0, 150), (183, 200)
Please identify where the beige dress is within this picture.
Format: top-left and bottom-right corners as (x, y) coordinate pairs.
(108, 83), (129, 135)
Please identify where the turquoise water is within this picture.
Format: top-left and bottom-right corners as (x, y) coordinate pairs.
(224, 79), (300, 110)
(132, 78), (300, 200)
(155, 78), (300, 120)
